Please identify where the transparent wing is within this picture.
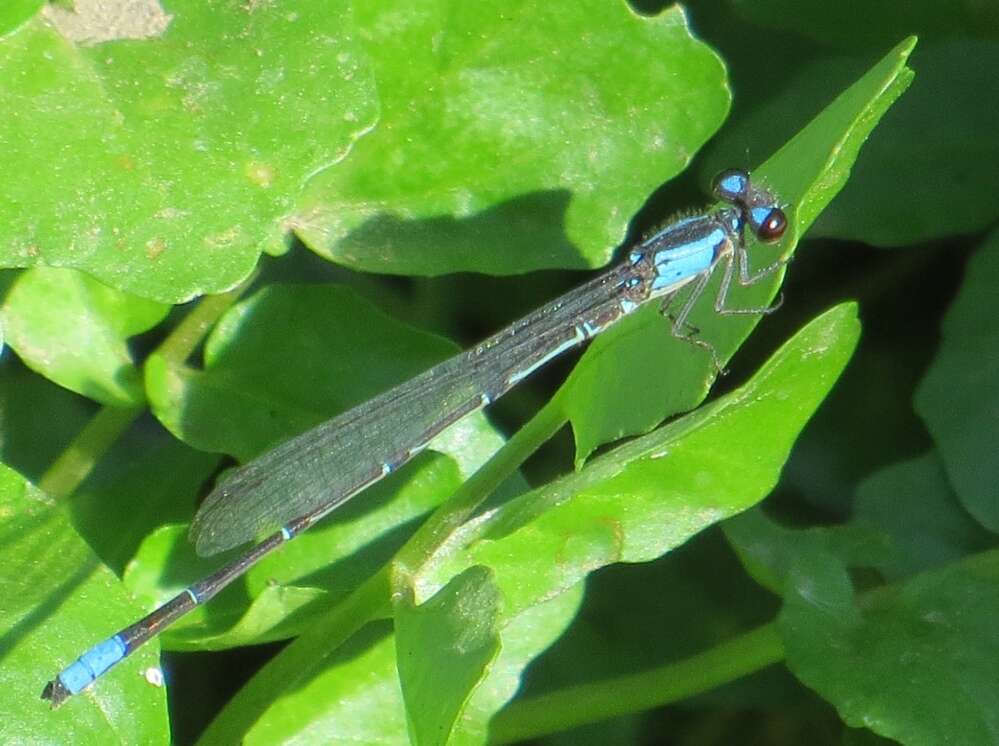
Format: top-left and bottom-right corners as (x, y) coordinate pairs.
(191, 264), (640, 555)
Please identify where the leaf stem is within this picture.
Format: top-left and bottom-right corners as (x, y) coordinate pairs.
(37, 404), (142, 499)
(204, 394), (569, 738)
(36, 276), (255, 500)
(488, 622), (785, 744)
(198, 566), (392, 745)
(156, 278), (256, 365)
(393, 395), (568, 584)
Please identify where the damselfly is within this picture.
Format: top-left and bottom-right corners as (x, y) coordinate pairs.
(43, 168), (787, 706)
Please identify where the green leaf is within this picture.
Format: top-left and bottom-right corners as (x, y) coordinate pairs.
(0, 0), (377, 302)
(756, 37), (915, 234)
(724, 452), (993, 602)
(915, 227), (999, 530)
(704, 34), (999, 248)
(719, 453), (998, 742)
(134, 284), (527, 652)
(404, 303), (860, 741)
(853, 451), (994, 580)
(200, 305), (858, 745)
(522, 530), (782, 698)
(455, 587), (584, 746)
(0, 461), (168, 742)
(780, 549), (999, 746)
(843, 728), (901, 746)
(237, 585), (583, 745)
(0, 0), (40, 37)
(461, 303), (856, 584)
(292, 0), (730, 276)
(240, 622), (408, 744)
(723, 507), (891, 596)
(562, 36), (915, 462)
(71, 424), (221, 572)
(195, 34), (910, 737)
(147, 284), (493, 463)
(124, 452), (463, 651)
(2, 267), (168, 406)
(7, 16), (917, 741)
(395, 567), (501, 746)
(0, 360), (93, 483)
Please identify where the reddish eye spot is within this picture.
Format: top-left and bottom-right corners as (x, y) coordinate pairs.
(756, 208), (787, 241)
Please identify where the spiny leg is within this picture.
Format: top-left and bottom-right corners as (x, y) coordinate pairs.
(659, 269), (727, 373)
(739, 243), (791, 285)
(714, 243), (789, 317)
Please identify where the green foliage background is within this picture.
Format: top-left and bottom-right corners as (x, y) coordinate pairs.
(0, 1), (996, 744)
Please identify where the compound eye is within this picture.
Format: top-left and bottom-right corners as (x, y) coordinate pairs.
(712, 169), (750, 203)
(750, 206), (787, 242)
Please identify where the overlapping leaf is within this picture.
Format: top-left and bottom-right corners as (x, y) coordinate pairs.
(292, 0), (730, 276)
(0, 0), (378, 302)
(0, 462), (167, 742)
